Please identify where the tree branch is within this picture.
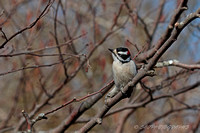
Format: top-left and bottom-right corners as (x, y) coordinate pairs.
(0, 0), (54, 49)
(155, 60), (200, 70)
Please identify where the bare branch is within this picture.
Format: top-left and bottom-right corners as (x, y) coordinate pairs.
(0, 58), (70, 77)
(0, 0), (54, 49)
(155, 60), (200, 70)
(50, 80), (114, 133)
(0, 33), (87, 57)
(137, 0), (189, 62)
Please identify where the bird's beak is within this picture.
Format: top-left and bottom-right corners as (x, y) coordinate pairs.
(108, 48), (114, 53)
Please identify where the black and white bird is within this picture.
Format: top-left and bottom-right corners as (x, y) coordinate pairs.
(106, 47), (137, 99)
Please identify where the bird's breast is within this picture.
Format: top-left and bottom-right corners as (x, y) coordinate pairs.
(112, 60), (137, 88)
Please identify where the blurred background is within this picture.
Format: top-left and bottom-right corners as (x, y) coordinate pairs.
(0, 0), (200, 132)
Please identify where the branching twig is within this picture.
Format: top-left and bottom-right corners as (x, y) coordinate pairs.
(136, 0), (189, 62)
(0, 27), (8, 40)
(0, 33), (87, 57)
(48, 80), (114, 133)
(110, 4), (124, 30)
(0, 0), (54, 49)
(123, 0), (151, 40)
(22, 110), (47, 132)
(191, 112), (200, 133)
(106, 81), (200, 119)
(155, 60), (200, 70)
(44, 80), (114, 116)
(54, 0), (68, 79)
(148, 0), (166, 48)
(0, 58), (70, 77)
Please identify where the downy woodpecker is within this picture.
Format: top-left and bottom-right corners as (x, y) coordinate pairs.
(106, 47), (137, 99)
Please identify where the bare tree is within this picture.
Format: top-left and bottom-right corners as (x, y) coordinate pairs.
(0, 0), (200, 133)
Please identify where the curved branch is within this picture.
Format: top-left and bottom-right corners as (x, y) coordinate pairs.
(50, 81), (114, 133)
(155, 60), (200, 70)
(0, 0), (54, 49)
(136, 0), (189, 62)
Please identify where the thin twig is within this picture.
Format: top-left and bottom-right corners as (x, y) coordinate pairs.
(0, 0), (55, 49)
